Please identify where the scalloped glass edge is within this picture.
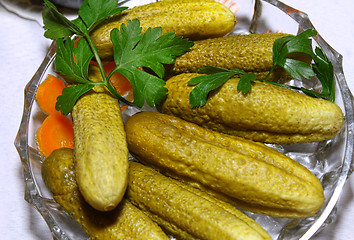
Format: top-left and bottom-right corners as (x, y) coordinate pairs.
(14, 0), (354, 239)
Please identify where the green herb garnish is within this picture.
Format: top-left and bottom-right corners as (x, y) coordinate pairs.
(42, 0), (194, 115)
(188, 29), (335, 107)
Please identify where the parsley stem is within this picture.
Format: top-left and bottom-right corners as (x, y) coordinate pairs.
(105, 81), (135, 106)
(83, 32), (107, 82)
(257, 79), (325, 99)
(257, 65), (327, 100)
(263, 65), (275, 81)
(83, 32), (134, 106)
(329, 76), (335, 102)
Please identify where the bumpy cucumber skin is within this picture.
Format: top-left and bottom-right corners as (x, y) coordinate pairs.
(41, 148), (169, 240)
(125, 111), (325, 218)
(90, 0), (236, 60)
(160, 73), (344, 144)
(168, 33), (304, 82)
(72, 90), (128, 212)
(127, 161), (272, 240)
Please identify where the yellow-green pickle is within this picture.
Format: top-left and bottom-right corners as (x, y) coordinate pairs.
(90, 0), (236, 60)
(125, 111), (325, 218)
(167, 33), (310, 82)
(160, 73), (344, 144)
(41, 148), (169, 240)
(72, 88), (129, 212)
(127, 161), (272, 240)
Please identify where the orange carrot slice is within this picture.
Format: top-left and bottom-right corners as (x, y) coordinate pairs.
(104, 61), (133, 96)
(104, 62), (136, 111)
(36, 114), (74, 158)
(36, 74), (66, 115)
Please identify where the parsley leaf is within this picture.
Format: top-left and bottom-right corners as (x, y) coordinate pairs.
(56, 84), (95, 115)
(73, 0), (128, 33)
(54, 38), (93, 84)
(272, 29), (316, 80)
(238, 73), (257, 93)
(313, 47), (335, 102)
(42, 0), (82, 39)
(188, 29), (335, 107)
(275, 30), (316, 60)
(43, 0), (126, 37)
(79, 0), (126, 28)
(188, 66), (246, 107)
(272, 35), (294, 63)
(279, 58), (316, 80)
(188, 71), (235, 107)
(128, 68), (168, 107)
(110, 19), (194, 107)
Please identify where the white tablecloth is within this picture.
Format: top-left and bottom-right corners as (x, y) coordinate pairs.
(0, 0), (353, 239)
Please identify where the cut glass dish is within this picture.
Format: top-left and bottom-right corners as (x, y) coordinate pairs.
(15, 0), (354, 239)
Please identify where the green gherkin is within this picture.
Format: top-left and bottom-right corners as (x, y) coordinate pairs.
(160, 73), (344, 144)
(41, 148), (169, 240)
(125, 111), (325, 218)
(127, 161), (272, 240)
(90, 0), (236, 61)
(168, 33), (311, 82)
(72, 89), (129, 212)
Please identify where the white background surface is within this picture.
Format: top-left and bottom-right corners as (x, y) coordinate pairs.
(0, 0), (353, 239)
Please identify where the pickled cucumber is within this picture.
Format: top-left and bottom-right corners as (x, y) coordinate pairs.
(160, 73), (344, 144)
(41, 148), (169, 240)
(90, 0), (236, 60)
(127, 161), (272, 240)
(125, 111), (325, 218)
(167, 33), (310, 82)
(72, 89), (128, 211)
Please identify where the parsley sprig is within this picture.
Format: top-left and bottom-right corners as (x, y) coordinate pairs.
(42, 0), (193, 115)
(188, 29), (335, 107)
